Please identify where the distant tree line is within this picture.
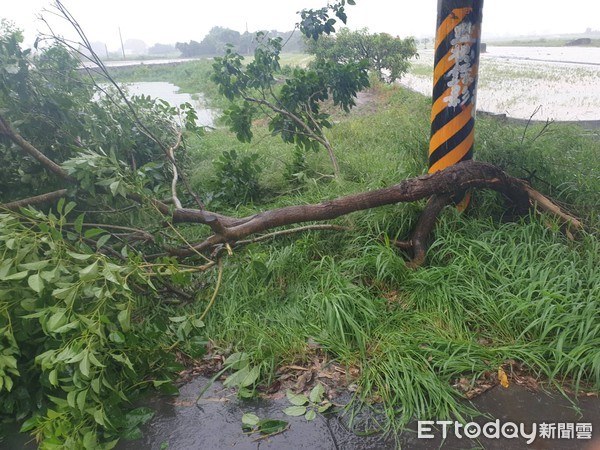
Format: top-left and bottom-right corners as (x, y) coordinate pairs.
(176, 27), (306, 57)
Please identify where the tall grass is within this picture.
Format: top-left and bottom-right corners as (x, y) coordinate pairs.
(154, 69), (599, 432)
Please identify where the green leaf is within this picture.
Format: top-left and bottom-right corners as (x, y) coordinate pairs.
(91, 377), (101, 394)
(111, 353), (134, 371)
(84, 228), (106, 238)
(49, 368), (58, 386)
(168, 316), (187, 323)
(121, 426), (143, 441)
(80, 353), (91, 377)
(73, 213), (85, 233)
(79, 260), (99, 281)
(223, 365), (259, 388)
(109, 331), (125, 343)
(318, 401), (333, 413)
(283, 405), (307, 417)
(67, 390), (77, 408)
(0, 270), (29, 281)
(53, 320), (80, 334)
(224, 352), (249, 370)
(286, 390), (309, 406)
(20, 417), (39, 432)
(124, 407), (155, 428)
(257, 419), (288, 435)
(67, 251), (92, 260)
(118, 309), (131, 332)
(309, 383), (325, 403)
(82, 431), (96, 449)
(27, 273), (44, 293)
(46, 310), (67, 332)
(96, 234), (111, 249)
(52, 285), (78, 307)
(238, 387), (255, 398)
(19, 260), (49, 270)
(156, 382), (179, 396)
(76, 389), (88, 412)
(242, 412), (260, 427)
(88, 352), (106, 368)
(305, 409), (317, 421)
(93, 408), (105, 426)
(64, 201), (77, 215)
(109, 180), (121, 197)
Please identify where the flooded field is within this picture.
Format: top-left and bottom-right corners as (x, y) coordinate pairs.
(402, 46), (600, 121)
(123, 81), (218, 128)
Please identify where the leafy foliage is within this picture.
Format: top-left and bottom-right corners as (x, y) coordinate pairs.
(0, 23), (199, 203)
(211, 30), (369, 173)
(283, 384), (332, 421)
(0, 203), (204, 448)
(211, 149), (262, 206)
(0, 23), (210, 448)
(306, 28), (418, 83)
(298, 0), (355, 40)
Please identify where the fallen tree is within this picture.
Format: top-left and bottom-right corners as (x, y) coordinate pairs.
(0, 111), (582, 268)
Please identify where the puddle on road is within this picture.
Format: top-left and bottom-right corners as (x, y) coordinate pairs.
(3, 376), (598, 449)
(112, 377), (599, 450)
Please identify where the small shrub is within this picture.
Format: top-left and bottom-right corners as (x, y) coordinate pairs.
(211, 149), (262, 205)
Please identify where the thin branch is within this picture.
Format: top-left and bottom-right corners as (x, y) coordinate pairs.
(242, 95), (330, 149)
(524, 186), (583, 230)
(1, 190), (68, 211)
(65, 222), (155, 241)
(168, 129), (184, 209)
(43, 0), (205, 209)
(198, 258), (224, 322)
(233, 224), (350, 247)
(0, 115), (73, 181)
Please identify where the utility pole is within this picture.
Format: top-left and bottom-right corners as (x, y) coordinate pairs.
(428, 0), (484, 210)
(118, 27), (126, 60)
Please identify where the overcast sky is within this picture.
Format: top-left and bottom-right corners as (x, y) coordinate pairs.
(4, 0), (600, 51)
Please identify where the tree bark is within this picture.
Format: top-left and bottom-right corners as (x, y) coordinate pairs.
(167, 160), (543, 258)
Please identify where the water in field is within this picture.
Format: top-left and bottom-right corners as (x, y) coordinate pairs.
(123, 81), (217, 128)
(403, 46), (600, 121)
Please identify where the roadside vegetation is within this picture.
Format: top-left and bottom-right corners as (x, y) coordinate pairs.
(1, 4), (599, 449)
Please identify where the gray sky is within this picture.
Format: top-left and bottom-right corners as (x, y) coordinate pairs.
(4, 1), (600, 51)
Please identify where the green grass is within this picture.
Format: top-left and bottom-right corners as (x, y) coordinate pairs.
(127, 62), (599, 433)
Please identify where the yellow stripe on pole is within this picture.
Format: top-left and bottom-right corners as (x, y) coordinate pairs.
(429, 128), (475, 173)
(434, 7), (473, 49)
(429, 104), (474, 157)
(428, 0), (484, 210)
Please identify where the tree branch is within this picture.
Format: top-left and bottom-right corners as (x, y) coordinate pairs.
(167, 160), (537, 257)
(0, 115), (73, 181)
(1, 190), (68, 211)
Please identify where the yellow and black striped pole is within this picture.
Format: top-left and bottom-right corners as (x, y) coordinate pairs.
(429, 0), (484, 210)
